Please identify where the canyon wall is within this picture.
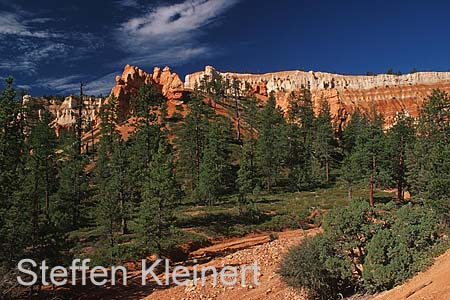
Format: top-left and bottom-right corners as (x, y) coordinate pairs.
(29, 64), (450, 133)
(185, 66), (450, 127)
(23, 95), (102, 134)
(110, 64), (185, 120)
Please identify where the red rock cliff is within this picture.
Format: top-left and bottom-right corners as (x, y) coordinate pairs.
(185, 66), (450, 127)
(110, 64), (185, 120)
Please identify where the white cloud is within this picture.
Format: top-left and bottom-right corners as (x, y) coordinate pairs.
(0, 12), (61, 38)
(84, 72), (118, 96)
(35, 71), (118, 96)
(35, 75), (82, 93)
(117, 0), (238, 67)
(115, 0), (139, 8)
(0, 43), (71, 73)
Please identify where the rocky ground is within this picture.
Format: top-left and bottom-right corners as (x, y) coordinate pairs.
(31, 226), (450, 300)
(144, 229), (318, 300)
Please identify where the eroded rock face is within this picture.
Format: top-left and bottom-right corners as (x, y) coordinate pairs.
(185, 66), (450, 127)
(23, 95), (102, 135)
(110, 64), (185, 120)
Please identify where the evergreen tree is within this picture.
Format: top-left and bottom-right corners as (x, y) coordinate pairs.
(387, 110), (415, 202)
(95, 140), (131, 262)
(96, 95), (133, 237)
(53, 131), (89, 230)
(137, 141), (178, 254)
(285, 89), (320, 190)
(346, 111), (389, 205)
(237, 97), (260, 194)
(231, 78), (242, 141)
(26, 111), (58, 239)
(0, 77), (27, 266)
(198, 117), (233, 205)
(408, 89), (450, 219)
(313, 98), (336, 183)
(256, 92), (287, 192)
(130, 83), (164, 165)
(176, 91), (212, 198)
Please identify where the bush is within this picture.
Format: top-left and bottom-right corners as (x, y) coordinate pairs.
(279, 201), (442, 299)
(363, 204), (439, 292)
(279, 235), (353, 300)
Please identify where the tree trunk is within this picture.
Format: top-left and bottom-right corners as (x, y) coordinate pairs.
(369, 155), (376, 206)
(45, 169), (50, 218)
(235, 96), (241, 141)
(120, 191), (128, 235)
(348, 181), (353, 201)
(397, 144), (405, 203)
(325, 157), (329, 183)
(369, 173), (374, 206)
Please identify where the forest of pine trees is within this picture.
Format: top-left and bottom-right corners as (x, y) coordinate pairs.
(1, 75), (450, 297)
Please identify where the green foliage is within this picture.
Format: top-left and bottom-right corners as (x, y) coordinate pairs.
(255, 92), (287, 192)
(176, 91), (213, 199)
(386, 110), (415, 202)
(363, 204), (439, 291)
(279, 234), (353, 300)
(280, 201), (441, 299)
(198, 117), (233, 205)
(408, 89), (450, 220)
(137, 141), (178, 254)
(313, 98), (337, 183)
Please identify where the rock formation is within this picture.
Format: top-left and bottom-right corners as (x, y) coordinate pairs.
(110, 64), (185, 120)
(29, 64), (450, 134)
(185, 66), (450, 127)
(23, 95), (102, 135)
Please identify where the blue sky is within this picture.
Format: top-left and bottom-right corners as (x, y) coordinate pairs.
(1, 0), (450, 96)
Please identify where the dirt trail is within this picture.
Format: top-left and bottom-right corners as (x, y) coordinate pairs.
(144, 229), (319, 300)
(376, 248), (450, 300)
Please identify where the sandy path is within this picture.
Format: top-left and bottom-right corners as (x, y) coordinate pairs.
(376, 249), (450, 300)
(144, 229), (319, 300)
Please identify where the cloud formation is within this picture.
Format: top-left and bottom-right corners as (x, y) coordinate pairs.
(36, 72), (117, 96)
(0, 12), (60, 38)
(117, 0), (238, 67)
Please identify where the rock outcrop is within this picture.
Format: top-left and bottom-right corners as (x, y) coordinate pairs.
(30, 64), (450, 134)
(185, 66), (450, 127)
(23, 95), (103, 135)
(110, 64), (185, 120)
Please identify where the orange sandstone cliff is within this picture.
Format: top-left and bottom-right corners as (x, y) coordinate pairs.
(40, 64), (450, 133)
(185, 66), (450, 128)
(110, 64), (186, 120)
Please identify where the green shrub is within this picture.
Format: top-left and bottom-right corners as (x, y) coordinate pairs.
(279, 201), (442, 298)
(279, 234), (353, 300)
(363, 229), (414, 291)
(363, 204), (439, 292)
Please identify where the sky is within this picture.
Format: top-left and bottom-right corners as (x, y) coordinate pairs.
(1, 0), (450, 96)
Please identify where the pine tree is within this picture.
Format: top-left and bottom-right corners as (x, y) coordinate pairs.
(256, 92), (287, 192)
(130, 83), (164, 165)
(408, 89), (450, 218)
(25, 111), (58, 243)
(176, 91), (212, 198)
(198, 117), (233, 205)
(137, 141), (178, 254)
(313, 98), (336, 183)
(387, 110), (415, 202)
(53, 131), (89, 230)
(231, 78), (242, 141)
(96, 95), (133, 237)
(341, 111), (369, 201)
(237, 96), (260, 194)
(95, 139), (131, 262)
(345, 111), (388, 205)
(0, 77), (27, 266)
(285, 89), (320, 190)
